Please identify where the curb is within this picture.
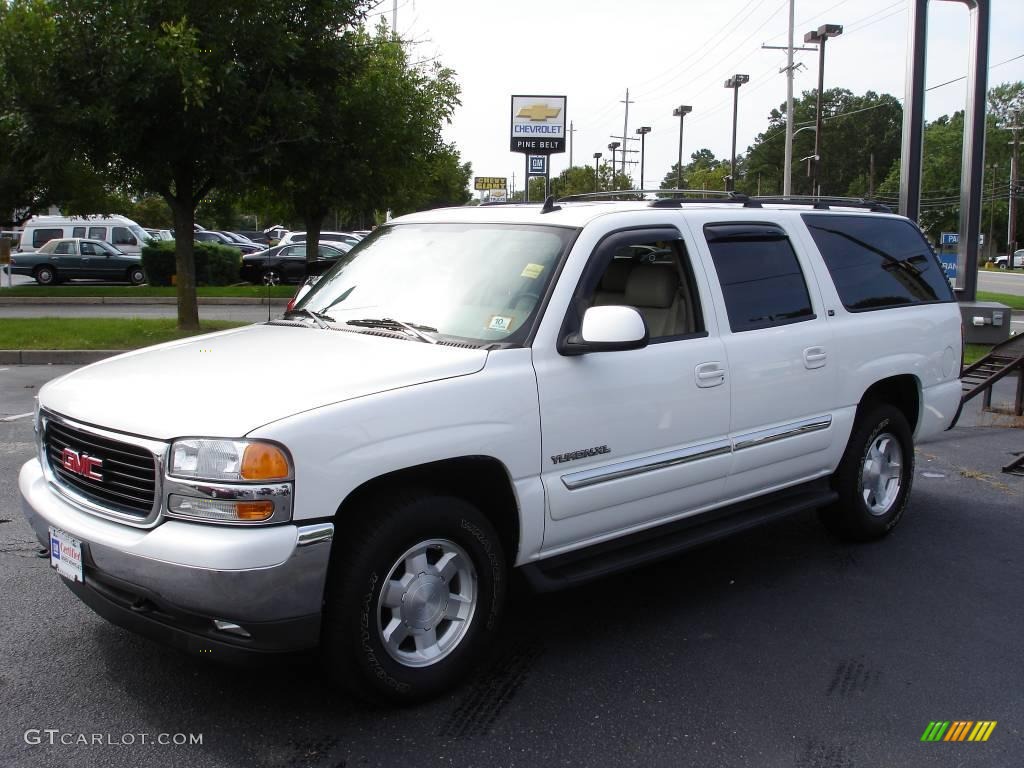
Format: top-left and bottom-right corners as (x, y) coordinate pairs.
(0, 296), (287, 306)
(0, 350), (123, 365)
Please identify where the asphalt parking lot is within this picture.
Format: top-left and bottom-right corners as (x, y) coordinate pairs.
(0, 365), (1021, 768)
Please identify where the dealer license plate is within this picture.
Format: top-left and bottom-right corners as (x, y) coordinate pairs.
(48, 526), (83, 583)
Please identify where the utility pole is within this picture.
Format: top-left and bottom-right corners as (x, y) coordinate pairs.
(608, 142), (620, 183)
(568, 121), (576, 168)
(620, 89), (634, 176)
(762, 0), (815, 196)
(988, 163), (998, 261)
(1008, 125), (1021, 270)
(869, 152), (875, 199)
(392, 0), (398, 38)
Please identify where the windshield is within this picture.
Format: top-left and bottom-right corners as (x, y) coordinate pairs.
(299, 223), (575, 344)
(130, 224), (151, 243)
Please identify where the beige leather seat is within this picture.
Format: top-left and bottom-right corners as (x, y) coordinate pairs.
(592, 260), (633, 306)
(623, 263), (685, 337)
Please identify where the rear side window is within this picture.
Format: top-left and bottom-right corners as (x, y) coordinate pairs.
(802, 214), (954, 311)
(33, 228), (64, 248)
(72, 226), (86, 238)
(88, 226), (106, 241)
(704, 223), (814, 333)
(112, 226), (136, 246)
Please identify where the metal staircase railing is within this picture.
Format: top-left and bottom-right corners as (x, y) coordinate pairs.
(959, 333), (1024, 417)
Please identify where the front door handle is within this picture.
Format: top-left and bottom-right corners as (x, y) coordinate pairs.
(804, 346), (827, 369)
(695, 362), (726, 388)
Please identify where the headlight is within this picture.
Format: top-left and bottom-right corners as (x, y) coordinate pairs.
(169, 439), (291, 482)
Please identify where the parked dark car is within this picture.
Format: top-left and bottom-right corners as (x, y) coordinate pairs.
(8, 238), (146, 285)
(194, 230), (263, 254)
(240, 242), (351, 285)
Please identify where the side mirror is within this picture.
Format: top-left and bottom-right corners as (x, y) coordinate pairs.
(561, 305), (648, 355)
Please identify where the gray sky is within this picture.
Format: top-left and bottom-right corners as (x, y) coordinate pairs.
(378, 0), (1024, 193)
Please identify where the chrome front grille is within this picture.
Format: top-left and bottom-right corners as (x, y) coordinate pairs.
(43, 417), (157, 518)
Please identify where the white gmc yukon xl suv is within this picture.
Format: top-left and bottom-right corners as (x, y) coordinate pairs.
(20, 196), (963, 703)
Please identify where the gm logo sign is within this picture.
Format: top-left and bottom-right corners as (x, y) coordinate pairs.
(529, 155), (547, 174)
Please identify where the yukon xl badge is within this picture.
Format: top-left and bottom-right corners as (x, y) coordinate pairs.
(551, 445), (610, 465)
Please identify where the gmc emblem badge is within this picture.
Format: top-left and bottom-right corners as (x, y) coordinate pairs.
(61, 448), (103, 481)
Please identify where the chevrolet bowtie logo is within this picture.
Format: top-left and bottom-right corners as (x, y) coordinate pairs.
(517, 104), (561, 121)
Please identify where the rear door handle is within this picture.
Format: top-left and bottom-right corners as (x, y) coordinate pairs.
(804, 346), (827, 369)
(695, 362), (726, 388)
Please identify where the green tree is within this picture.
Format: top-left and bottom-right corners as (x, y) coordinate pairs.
(659, 149), (732, 193)
(263, 23), (462, 262)
(743, 89), (902, 198)
(1, 0), (369, 328)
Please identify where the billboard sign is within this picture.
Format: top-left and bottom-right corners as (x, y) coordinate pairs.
(528, 155), (547, 175)
(488, 189), (508, 202)
(510, 95), (566, 154)
(474, 176), (508, 191)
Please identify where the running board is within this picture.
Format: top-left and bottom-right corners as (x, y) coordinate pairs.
(521, 482), (838, 592)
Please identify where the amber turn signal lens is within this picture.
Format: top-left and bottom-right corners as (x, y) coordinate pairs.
(240, 443), (290, 480)
(235, 501), (275, 521)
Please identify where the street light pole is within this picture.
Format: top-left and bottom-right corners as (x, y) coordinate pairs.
(593, 152), (602, 192)
(672, 105), (692, 189)
(804, 24), (843, 197)
(636, 126), (652, 189)
(608, 142), (620, 186)
(723, 74), (750, 191)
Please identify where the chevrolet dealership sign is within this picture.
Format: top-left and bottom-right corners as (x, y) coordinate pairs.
(510, 95), (567, 154)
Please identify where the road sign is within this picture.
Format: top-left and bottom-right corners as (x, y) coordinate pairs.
(474, 176), (508, 191)
(510, 95), (567, 154)
(528, 155), (547, 175)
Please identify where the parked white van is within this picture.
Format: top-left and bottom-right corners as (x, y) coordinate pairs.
(17, 215), (151, 255)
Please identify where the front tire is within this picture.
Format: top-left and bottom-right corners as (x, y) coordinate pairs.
(127, 266), (146, 285)
(35, 265), (57, 285)
(322, 492), (506, 704)
(821, 404), (914, 541)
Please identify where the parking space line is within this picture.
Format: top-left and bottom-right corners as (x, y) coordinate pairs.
(1, 412), (33, 422)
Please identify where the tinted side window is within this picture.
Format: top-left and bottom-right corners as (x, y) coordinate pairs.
(72, 227), (86, 238)
(704, 224), (814, 333)
(802, 214), (954, 310)
(33, 228), (64, 248)
(54, 241), (73, 255)
(112, 226), (136, 246)
(88, 226), (107, 240)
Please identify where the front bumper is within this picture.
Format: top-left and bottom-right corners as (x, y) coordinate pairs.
(19, 458), (333, 657)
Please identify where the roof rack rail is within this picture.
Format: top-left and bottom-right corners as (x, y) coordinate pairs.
(557, 188), (731, 202)
(746, 196), (892, 213)
(478, 200), (540, 207)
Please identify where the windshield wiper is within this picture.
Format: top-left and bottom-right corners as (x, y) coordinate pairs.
(282, 307), (334, 329)
(346, 317), (438, 344)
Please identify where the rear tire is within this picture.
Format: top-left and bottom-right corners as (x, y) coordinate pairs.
(322, 491), (507, 704)
(35, 265), (57, 285)
(820, 404), (914, 541)
(127, 266), (146, 285)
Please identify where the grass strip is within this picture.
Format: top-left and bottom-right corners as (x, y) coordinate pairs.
(975, 291), (1024, 310)
(0, 318), (246, 350)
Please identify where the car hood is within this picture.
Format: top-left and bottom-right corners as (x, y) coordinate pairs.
(39, 323), (488, 440)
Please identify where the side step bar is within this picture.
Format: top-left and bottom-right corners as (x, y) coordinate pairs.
(521, 482), (838, 592)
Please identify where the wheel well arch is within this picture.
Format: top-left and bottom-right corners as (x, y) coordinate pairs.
(333, 456), (521, 562)
(857, 374), (921, 433)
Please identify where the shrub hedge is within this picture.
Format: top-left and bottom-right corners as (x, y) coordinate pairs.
(141, 241), (241, 287)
